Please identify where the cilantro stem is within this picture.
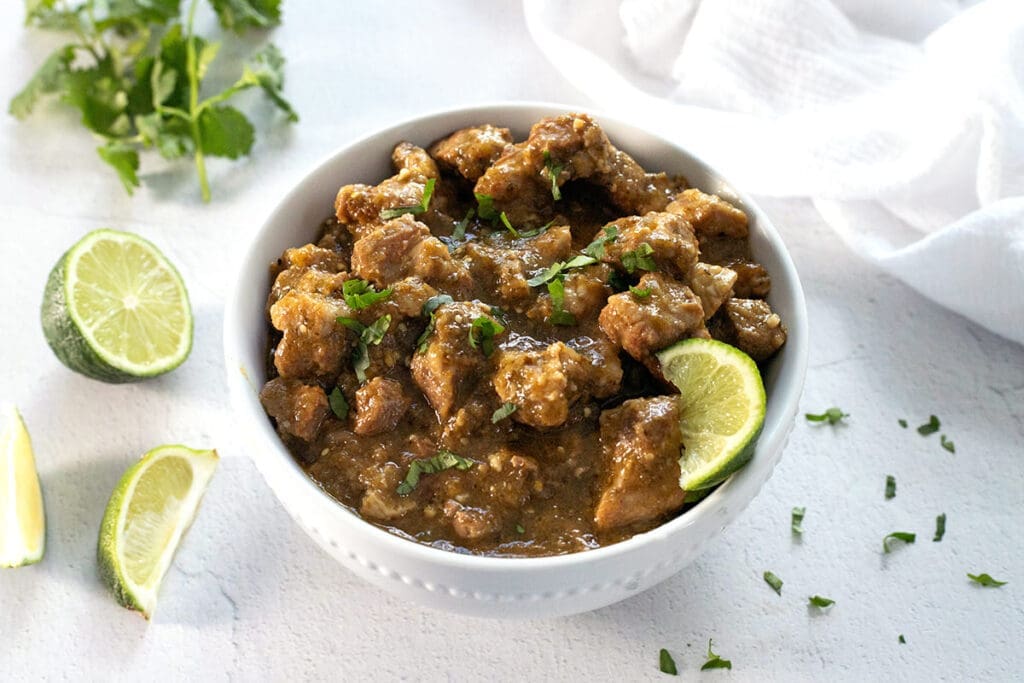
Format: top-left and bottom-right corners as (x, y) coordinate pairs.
(184, 0), (210, 202)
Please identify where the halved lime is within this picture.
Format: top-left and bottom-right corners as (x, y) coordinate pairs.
(41, 229), (193, 383)
(656, 338), (766, 490)
(97, 445), (218, 619)
(0, 404), (45, 568)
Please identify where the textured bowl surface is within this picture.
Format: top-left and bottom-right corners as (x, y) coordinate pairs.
(224, 102), (809, 618)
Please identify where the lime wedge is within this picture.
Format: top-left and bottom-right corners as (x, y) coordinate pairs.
(656, 338), (766, 491)
(0, 405), (45, 567)
(97, 445), (218, 618)
(41, 229), (193, 383)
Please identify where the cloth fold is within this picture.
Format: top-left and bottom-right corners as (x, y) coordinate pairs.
(523, 0), (1024, 344)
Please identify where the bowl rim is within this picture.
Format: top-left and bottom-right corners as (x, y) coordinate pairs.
(224, 100), (809, 571)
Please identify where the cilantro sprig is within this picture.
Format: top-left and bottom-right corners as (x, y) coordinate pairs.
(396, 450), (474, 496)
(700, 640), (731, 671)
(11, 0), (296, 201)
(805, 407), (848, 425)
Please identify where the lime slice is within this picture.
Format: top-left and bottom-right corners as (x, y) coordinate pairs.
(656, 338), (766, 491)
(41, 229), (193, 383)
(97, 445), (218, 618)
(0, 405), (45, 567)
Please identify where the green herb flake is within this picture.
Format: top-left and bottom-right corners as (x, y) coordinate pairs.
(515, 523), (525, 534)
(449, 208), (474, 247)
(898, 418), (908, 428)
(967, 573), (1007, 587)
(621, 242), (657, 273)
(474, 192), (498, 221)
(933, 513), (946, 542)
(659, 648), (678, 676)
(416, 295), (454, 354)
(763, 571), (783, 595)
(940, 434), (955, 453)
(517, 221), (553, 239)
(546, 277), (576, 326)
(337, 314), (391, 382)
(396, 449), (474, 496)
(899, 635), (906, 644)
(629, 286), (652, 298)
(499, 211), (520, 237)
(564, 254), (598, 269)
(492, 402), (518, 424)
(917, 414), (940, 436)
(808, 595), (835, 608)
(791, 506), (806, 535)
(582, 225), (619, 260)
(342, 279), (392, 309)
(543, 150), (564, 201)
(422, 294), (454, 317)
(805, 407), (848, 425)
(883, 531), (916, 554)
(700, 640), (732, 671)
(885, 475), (896, 500)
(380, 177), (436, 220)
(328, 387), (348, 419)
(468, 316), (505, 357)
(527, 261), (566, 287)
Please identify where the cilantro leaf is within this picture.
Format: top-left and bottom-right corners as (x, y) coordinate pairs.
(96, 142), (141, 195)
(238, 43), (296, 121)
(416, 295), (453, 353)
(499, 211), (520, 237)
(940, 434), (955, 453)
(629, 285), (652, 298)
(515, 523), (525, 534)
(543, 150), (563, 201)
(396, 450), (474, 496)
(700, 640), (731, 671)
(885, 475), (896, 500)
(582, 225), (618, 259)
(60, 58), (129, 136)
(805, 407), (848, 425)
(25, 1), (83, 30)
(328, 387), (348, 420)
(546, 277), (576, 326)
(917, 414), (940, 435)
(8, 45), (75, 119)
(474, 192), (498, 221)
(491, 402), (518, 423)
(449, 208), (474, 246)
(933, 513), (946, 542)
(791, 506), (805, 535)
(342, 279), (392, 310)
(967, 573), (1007, 587)
(210, 0), (282, 32)
(337, 314), (391, 382)
(899, 635), (906, 644)
(808, 595), (835, 608)
(898, 418), (908, 428)
(94, 0), (181, 29)
(527, 261), (566, 287)
(381, 177), (436, 220)
(468, 316), (505, 357)
(198, 105), (255, 159)
(883, 531), (916, 554)
(763, 571), (783, 595)
(658, 649), (678, 676)
(621, 242), (657, 273)
(136, 112), (192, 159)
(564, 254), (598, 269)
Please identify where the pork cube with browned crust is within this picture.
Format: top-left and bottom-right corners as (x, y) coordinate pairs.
(492, 342), (589, 429)
(464, 225), (573, 309)
(666, 188), (748, 239)
(351, 215), (469, 290)
(260, 378), (331, 442)
(710, 298), (787, 361)
(729, 259), (772, 298)
(429, 124), (514, 182)
(411, 301), (496, 419)
(688, 262), (737, 320)
(598, 273), (705, 362)
(352, 377), (411, 436)
(335, 143), (441, 233)
(594, 396), (686, 531)
(604, 212), (699, 278)
(269, 289), (351, 380)
(268, 244), (348, 311)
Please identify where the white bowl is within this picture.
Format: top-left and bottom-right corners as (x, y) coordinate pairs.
(224, 102), (808, 618)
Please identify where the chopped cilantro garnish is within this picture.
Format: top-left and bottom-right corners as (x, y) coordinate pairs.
(808, 595), (835, 608)
(967, 573), (1007, 587)
(543, 150), (564, 201)
(474, 192), (498, 220)
(917, 414), (940, 435)
(582, 225), (618, 259)
(337, 314), (391, 382)
(659, 648), (678, 676)
(499, 211), (520, 238)
(515, 523), (525, 534)
(468, 316), (505, 357)
(547, 277), (576, 326)
(564, 254), (598, 269)
(527, 261), (566, 287)
(518, 221), (553, 239)
(763, 571), (783, 595)
(328, 387), (348, 419)
(492, 402), (518, 423)
(450, 208), (474, 244)
(898, 635), (906, 644)
(416, 295), (454, 353)
(898, 418), (908, 428)
(700, 640), (731, 671)
(621, 242), (657, 273)
(342, 279), (392, 309)
(380, 177), (436, 220)
(396, 449), (474, 496)
(883, 531), (916, 554)
(629, 285), (652, 298)
(885, 475), (896, 500)
(791, 506), (806, 535)
(805, 407), (848, 425)
(933, 513), (946, 542)
(940, 434), (955, 453)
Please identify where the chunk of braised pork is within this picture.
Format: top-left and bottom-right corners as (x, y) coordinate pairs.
(666, 188), (748, 239)
(429, 124), (514, 182)
(443, 500), (500, 541)
(463, 225), (573, 309)
(269, 289), (351, 380)
(492, 341), (596, 428)
(709, 298), (787, 362)
(598, 273), (706, 362)
(260, 378), (331, 442)
(351, 215), (469, 291)
(474, 113), (684, 225)
(688, 262), (737, 320)
(352, 377), (410, 436)
(594, 396), (686, 531)
(729, 259), (772, 298)
(411, 301), (496, 419)
(481, 447), (540, 507)
(334, 142), (441, 233)
(603, 212), (699, 278)
(268, 244), (347, 311)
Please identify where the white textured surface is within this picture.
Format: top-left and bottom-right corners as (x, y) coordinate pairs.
(0, 2), (1021, 681)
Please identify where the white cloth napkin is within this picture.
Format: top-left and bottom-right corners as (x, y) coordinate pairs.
(523, 0), (1024, 345)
